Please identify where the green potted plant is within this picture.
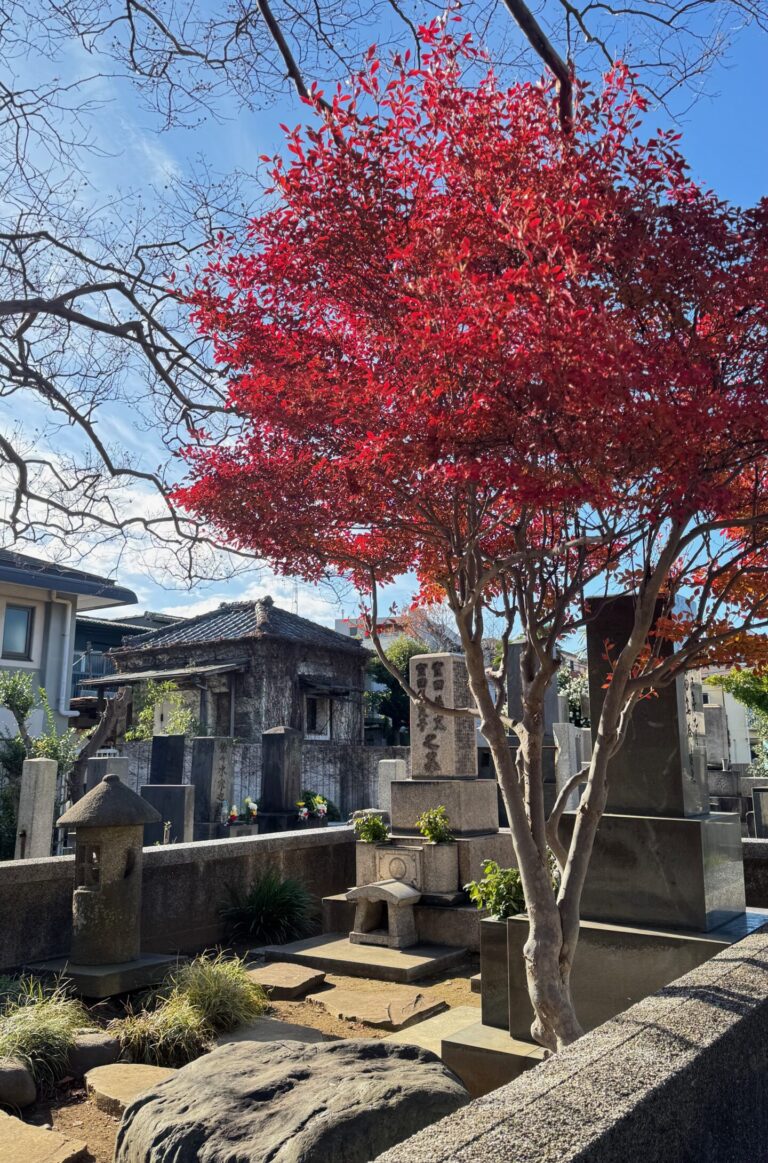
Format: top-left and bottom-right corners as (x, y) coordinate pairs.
(353, 812), (390, 885)
(414, 805), (459, 895)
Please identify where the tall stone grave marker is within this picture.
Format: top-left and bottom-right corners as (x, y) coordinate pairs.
(190, 736), (234, 840)
(258, 726), (302, 833)
(149, 734), (185, 785)
(14, 758), (57, 859)
(85, 755), (130, 796)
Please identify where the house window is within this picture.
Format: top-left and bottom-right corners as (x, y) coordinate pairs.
(2, 605), (34, 660)
(305, 695), (331, 739)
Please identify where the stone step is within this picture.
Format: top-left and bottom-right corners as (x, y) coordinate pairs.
(440, 1021), (546, 1098)
(322, 894), (484, 952)
(245, 962), (326, 1000)
(262, 933), (468, 983)
(383, 1004), (482, 1057)
(85, 1064), (177, 1117)
(306, 985), (447, 1031)
(0, 1110), (88, 1163)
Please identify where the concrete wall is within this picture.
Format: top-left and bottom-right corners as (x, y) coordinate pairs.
(0, 825), (355, 970)
(380, 924), (768, 1163)
(121, 738), (409, 816)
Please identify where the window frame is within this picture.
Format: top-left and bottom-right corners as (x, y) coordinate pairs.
(305, 693), (332, 740)
(1, 603), (35, 661)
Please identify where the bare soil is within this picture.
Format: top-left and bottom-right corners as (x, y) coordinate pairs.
(24, 956), (480, 1163)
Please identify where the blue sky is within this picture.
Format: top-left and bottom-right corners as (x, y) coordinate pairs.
(13, 14), (767, 627)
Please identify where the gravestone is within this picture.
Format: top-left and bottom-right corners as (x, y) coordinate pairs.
(377, 758), (407, 815)
(410, 655), (477, 778)
(14, 758), (57, 859)
(85, 756), (130, 796)
(258, 726), (302, 833)
(752, 787), (768, 838)
(190, 736), (233, 839)
(140, 784), (194, 845)
(149, 734), (185, 786)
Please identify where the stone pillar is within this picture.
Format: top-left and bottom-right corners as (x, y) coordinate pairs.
(752, 788), (768, 838)
(190, 736), (234, 826)
(140, 784), (195, 845)
(377, 758), (407, 814)
(258, 726), (302, 833)
(410, 654), (477, 778)
(14, 758), (58, 860)
(553, 722), (581, 812)
(85, 756), (130, 796)
(149, 734), (185, 785)
(506, 643), (559, 810)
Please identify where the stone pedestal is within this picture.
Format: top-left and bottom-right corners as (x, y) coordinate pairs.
(391, 778), (499, 837)
(559, 809), (744, 931)
(149, 735), (185, 785)
(14, 758), (57, 860)
(140, 784), (194, 846)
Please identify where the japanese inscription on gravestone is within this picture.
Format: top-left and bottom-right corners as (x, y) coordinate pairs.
(409, 653), (478, 779)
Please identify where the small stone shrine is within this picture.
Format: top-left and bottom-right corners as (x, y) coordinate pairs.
(29, 773), (176, 996)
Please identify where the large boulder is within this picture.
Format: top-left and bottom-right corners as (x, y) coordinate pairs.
(115, 1038), (469, 1163)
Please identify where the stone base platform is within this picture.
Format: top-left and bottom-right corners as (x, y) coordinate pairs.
(391, 779), (500, 836)
(323, 893), (485, 952)
(440, 1020), (546, 1098)
(27, 953), (177, 998)
(261, 934), (467, 983)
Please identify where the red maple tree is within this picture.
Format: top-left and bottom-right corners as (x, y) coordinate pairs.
(175, 27), (768, 1049)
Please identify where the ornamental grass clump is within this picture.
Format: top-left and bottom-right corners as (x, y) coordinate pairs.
(164, 952), (268, 1033)
(0, 977), (87, 1086)
(113, 995), (210, 1069)
(220, 869), (317, 945)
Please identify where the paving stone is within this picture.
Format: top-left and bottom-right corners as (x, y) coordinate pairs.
(0, 1056), (36, 1108)
(0, 1109), (87, 1162)
(246, 962), (326, 1000)
(85, 1064), (177, 1117)
(215, 1017), (326, 1046)
(383, 1006), (482, 1057)
(307, 986), (448, 1031)
(68, 1029), (121, 1078)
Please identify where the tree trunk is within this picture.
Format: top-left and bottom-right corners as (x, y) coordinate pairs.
(458, 624), (583, 1050)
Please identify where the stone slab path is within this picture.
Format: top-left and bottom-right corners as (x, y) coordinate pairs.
(246, 962), (326, 999)
(263, 934), (467, 983)
(85, 1064), (177, 1117)
(0, 1109), (87, 1163)
(215, 1016), (327, 1046)
(307, 985), (448, 1031)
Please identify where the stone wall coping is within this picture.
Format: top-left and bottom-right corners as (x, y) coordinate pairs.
(0, 825), (354, 883)
(379, 921), (768, 1163)
(743, 838), (768, 858)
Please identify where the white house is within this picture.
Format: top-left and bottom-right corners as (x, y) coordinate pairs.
(0, 548), (136, 735)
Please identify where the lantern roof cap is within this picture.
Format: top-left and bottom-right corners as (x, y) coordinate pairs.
(57, 774), (161, 828)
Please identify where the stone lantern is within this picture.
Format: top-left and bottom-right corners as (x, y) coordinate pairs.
(35, 773), (176, 996)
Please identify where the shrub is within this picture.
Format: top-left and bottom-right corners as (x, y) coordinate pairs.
(162, 952), (268, 1033)
(465, 860), (525, 919)
(113, 995), (210, 1068)
(353, 813), (389, 844)
(125, 680), (199, 742)
(220, 869), (317, 946)
(0, 977), (87, 1086)
(415, 805), (454, 843)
